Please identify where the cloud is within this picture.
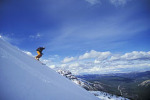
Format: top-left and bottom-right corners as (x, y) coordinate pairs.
(109, 0), (128, 6)
(121, 51), (150, 60)
(69, 63), (80, 68)
(85, 0), (101, 5)
(49, 65), (56, 69)
(22, 50), (34, 57)
(85, 0), (130, 6)
(52, 50), (150, 75)
(29, 33), (41, 39)
(110, 51), (150, 61)
(62, 57), (76, 63)
(79, 50), (111, 60)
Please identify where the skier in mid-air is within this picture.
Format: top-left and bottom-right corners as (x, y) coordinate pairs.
(35, 47), (45, 61)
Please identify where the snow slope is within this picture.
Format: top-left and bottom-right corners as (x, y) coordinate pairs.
(0, 37), (99, 100)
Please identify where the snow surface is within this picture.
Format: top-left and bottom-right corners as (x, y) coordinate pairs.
(89, 91), (129, 100)
(0, 37), (100, 100)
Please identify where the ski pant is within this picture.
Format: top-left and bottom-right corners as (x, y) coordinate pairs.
(36, 51), (42, 59)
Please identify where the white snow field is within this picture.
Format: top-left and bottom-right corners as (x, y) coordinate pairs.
(0, 37), (100, 100)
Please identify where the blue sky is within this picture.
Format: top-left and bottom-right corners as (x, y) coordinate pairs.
(1, 0), (150, 74)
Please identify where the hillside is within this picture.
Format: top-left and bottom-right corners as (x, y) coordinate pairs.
(0, 37), (99, 100)
(57, 70), (130, 100)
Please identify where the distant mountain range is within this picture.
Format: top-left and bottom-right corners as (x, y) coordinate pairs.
(77, 71), (150, 100)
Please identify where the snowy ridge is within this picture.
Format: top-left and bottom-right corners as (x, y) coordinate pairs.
(0, 37), (99, 100)
(90, 91), (129, 100)
(57, 70), (100, 90)
(57, 70), (130, 100)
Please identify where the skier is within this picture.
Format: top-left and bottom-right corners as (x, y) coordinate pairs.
(35, 47), (45, 61)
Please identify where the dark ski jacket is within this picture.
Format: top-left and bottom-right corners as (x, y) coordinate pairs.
(36, 47), (45, 53)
